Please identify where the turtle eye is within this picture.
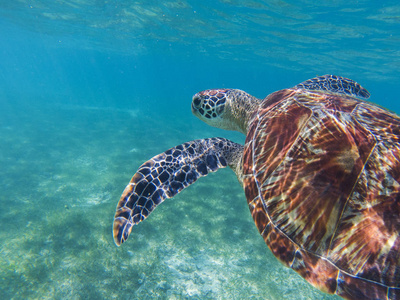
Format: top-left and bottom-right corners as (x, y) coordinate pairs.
(192, 96), (201, 107)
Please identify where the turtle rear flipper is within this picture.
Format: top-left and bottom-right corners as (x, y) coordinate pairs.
(294, 74), (370, 99)
(113, 137), (243, 246)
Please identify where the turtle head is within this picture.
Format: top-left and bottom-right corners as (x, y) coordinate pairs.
(192, 89), (260, 134)
(191, 89), (230, 128)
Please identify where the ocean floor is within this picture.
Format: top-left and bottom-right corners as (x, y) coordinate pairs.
(0, 100), (338, 299)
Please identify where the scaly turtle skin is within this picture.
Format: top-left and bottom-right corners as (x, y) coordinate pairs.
(113, 75), (400, 299)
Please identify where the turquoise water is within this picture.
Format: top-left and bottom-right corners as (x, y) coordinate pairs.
(1, 1), (399, 299)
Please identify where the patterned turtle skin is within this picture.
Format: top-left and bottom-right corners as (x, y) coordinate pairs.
(113, 138), (243, 243)
(113, 75), (400, 299)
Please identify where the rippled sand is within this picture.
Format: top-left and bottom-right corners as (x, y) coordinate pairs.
(0, 103), (336, 299)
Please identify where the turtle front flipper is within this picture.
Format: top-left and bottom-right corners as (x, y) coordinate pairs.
(113, 137), (243, 246)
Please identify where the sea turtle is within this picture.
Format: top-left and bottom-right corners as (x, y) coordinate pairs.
(113, 75), (400, 299)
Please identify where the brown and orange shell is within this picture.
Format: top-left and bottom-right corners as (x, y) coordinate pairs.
(243, 88), (400, 300)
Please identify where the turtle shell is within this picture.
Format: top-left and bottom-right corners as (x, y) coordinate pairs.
(242, 88), (400, 299)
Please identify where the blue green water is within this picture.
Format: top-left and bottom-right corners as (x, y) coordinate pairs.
(1, 1), (399, 299)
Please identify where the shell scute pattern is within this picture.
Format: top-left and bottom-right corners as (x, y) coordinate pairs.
(244, 88), (400, 298)
(336, 270), (392, 300)
(291, 249), (338, 294)
(330, 142), (400, 286)
(262, 222), (297, 266)
(355, 104), (400, 139)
